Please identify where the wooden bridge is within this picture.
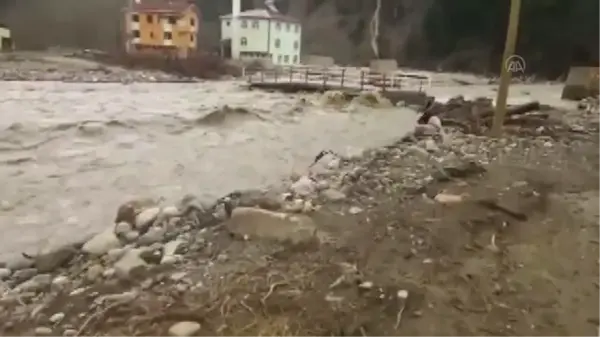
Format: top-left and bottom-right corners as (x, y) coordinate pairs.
(245, 65), (434, 94)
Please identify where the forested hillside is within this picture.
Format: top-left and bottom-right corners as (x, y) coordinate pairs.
(0, 0), (598, 77)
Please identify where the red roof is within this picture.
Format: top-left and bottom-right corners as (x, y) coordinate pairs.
(128, 0), (195, 13)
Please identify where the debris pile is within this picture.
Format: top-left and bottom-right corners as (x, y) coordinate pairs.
(417, 95), (599, 137)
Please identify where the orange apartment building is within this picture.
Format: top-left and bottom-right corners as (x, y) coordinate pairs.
(123, 0), (199, 58)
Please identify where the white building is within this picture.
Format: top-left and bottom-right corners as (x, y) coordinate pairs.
(220, 9), (302, 66)
(0, 24), (13, 51)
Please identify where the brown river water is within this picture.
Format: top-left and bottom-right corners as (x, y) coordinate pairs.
(0, 78), (570, 262)
(0, 80), (421, 261)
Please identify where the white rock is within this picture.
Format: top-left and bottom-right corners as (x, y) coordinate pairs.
(114, 249), (148, 279)
(349, 206), (363, 214)
(134, 207), (161, 230)
(321, 188), (346, 201)
(0, 268), (11, 280)
(102, 268), (116, 278)
(428, 116), (442, 130)
(34, 326), (53, 336)
(82, 227), (122, 255)
(423, 138), (439, 153)
(49, 312), (65, 323)
(124, 230), (140, 242)
(161, 206), (180, 217)
(63, 329), (77, 336)
(434, 193), (463, 204)
(413, 124), (439, 136)
(106, 247), (128, 262)
(51, 275), (70, 290)
(162, 240), (184, 263)
(168, 321), (201, 336)
(160, 255), (182, 265)
(86, 264), (104, 282)
(291, 176), (316, 197)
(284, 199), (305, 213)
(114, 221), (132, 236)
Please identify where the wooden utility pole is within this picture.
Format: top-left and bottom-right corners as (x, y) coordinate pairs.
(491, 0), (522, 136)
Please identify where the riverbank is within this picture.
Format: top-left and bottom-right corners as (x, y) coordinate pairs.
(0, 52), (194, 83)
(0, 96), (597, 335)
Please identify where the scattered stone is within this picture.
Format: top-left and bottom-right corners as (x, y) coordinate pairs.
(124, 230), (140, 242)
(17, 274), (52, 292)
(115, 198), (158, 225)
(224, 207), (319, 245)
(321, 188), (346, 201)
(0, 267), (11, 280)
(49, 312), (65, 324)
(34, 326), (53, 336)
(434, 193), (464, 204)
(291, 175), (316, 197)
(161, 206), (180, 217)
(12, 268), (38, 283)
(137, 227), (166, 246)
(349, 206), (364, 214)
(63, 329), (77, 336)
(82, 227), (122, 255)
(114, 221), (132, 236)
(168, 321), (201, 336)
(170, 271), (187, 282)
(102, 268), (116, 278)
(135, 207), (161, 230)
(423, 138), (440, 153)
(34, 246), (77, 273)
(284, 199), (305, 213)
(106, 247), (128, 263)
(86, 264), (104, 282)
(51, 275), (70, 290)
(139, 248), (163, 265)
(162, 239), (185, 258)
(160, 255), (181, 265)
(114, 249), (148, 279)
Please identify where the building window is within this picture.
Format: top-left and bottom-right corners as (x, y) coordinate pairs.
(241, 20), (247, 28)
(146, 14), (153, 23)
(286, 23), (291, 32)
(226, 20), (231, 26)
(131, 14), (139, 22)
(284, 55), (289, 63)
(277, 55), (282, 63)
(252, 20), (259, 29)
(275, 22), (281, 30)
(240, 37), (247, 46)
(274, 38), (280, 48)
(190, 18), (195, 26)
(190, 34), (194, 42)
(293, 41), (299, 50)
(150, 32), (154, 38)
(133, 30), (140, 38)
(164, 32), (172, 40)
(295, 24), (300, 33)
(168, 16), (176, 24)
(293, 55), (298, 63)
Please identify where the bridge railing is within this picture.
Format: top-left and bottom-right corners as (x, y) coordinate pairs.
(246, 65), (433, 92)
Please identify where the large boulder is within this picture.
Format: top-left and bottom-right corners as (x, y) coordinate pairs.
(224, 207), (319, 245)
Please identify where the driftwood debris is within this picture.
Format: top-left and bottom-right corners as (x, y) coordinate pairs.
(423, 96), (544, 134)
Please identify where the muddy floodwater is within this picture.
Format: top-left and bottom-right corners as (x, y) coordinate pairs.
(0, 80), (421, 261)
(0, 79), (569, 261)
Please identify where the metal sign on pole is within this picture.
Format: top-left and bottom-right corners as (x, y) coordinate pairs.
(491, 0), (522, 136)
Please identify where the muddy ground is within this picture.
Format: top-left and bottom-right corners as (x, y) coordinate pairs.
(1, 116), (598, 336)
